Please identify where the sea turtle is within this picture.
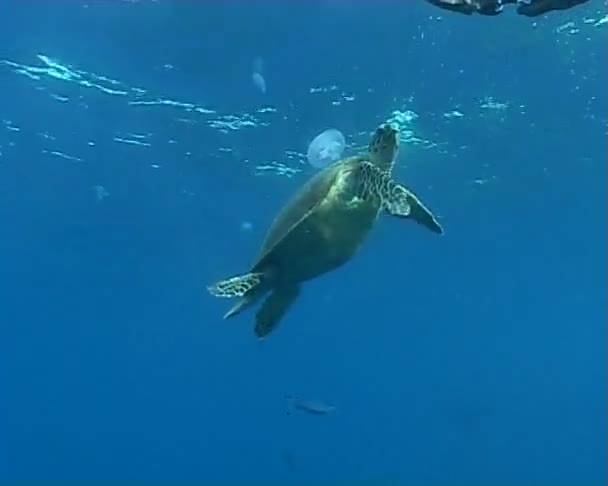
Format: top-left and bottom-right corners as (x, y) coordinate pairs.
(208, 123), (443, 338)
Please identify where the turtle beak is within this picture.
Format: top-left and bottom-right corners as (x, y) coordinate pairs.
(377, 123), (399, 135)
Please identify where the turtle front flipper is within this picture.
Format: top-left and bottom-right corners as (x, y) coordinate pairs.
(255, 285), (300, 338)
(403, 189), (444, 235)
(207, 272), (265, 298)
(355, 161), (443, 234)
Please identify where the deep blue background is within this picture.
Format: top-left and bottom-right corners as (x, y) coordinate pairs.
(1, 0), (606, 482)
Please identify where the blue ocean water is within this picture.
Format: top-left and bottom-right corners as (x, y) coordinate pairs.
(1, 0), (606, 482)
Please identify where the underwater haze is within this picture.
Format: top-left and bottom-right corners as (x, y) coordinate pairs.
(0, 0), (606, 483)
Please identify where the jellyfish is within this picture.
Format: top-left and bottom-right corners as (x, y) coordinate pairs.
(252, 71), (266, 94)
(252, 56), (266, 94)
(306, 128), (346, 169)
(93, 185), (109, 201)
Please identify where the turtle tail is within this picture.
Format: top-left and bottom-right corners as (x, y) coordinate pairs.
(207, 272), (265, 298)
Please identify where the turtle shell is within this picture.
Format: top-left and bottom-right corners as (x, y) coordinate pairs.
(250, 155), (380, 284)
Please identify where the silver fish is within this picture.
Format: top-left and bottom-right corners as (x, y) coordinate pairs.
(285, 395), (336, 415)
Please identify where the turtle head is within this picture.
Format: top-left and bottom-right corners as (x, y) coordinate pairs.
(368, 123), (400, 172)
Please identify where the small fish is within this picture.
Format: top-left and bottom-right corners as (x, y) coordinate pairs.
(284, 395), (336, 415)
(281, 449), (297, 472)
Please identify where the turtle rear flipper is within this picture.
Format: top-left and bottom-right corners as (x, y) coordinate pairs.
(355, 161), (443, 234)
(255, 285), (300, 338)
(207, 272), (265, 298)
(223, 289), (265, 320)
